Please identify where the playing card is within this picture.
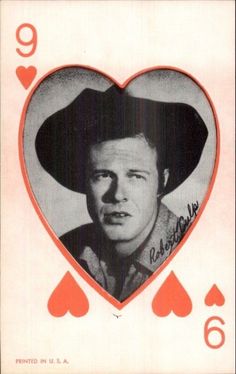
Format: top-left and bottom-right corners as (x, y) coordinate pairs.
(1, 1), (235, 373)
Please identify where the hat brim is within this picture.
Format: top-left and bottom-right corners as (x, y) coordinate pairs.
(35, 86), (208, 195)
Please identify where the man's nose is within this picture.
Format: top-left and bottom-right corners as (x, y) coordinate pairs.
(103, 177), (128, 203)
(113, 178), (128, 202)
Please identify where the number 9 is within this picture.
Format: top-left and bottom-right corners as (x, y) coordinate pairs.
(16, 23), (37, 57)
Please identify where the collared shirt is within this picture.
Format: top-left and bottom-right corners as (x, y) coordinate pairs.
(60, 203), (180, 301)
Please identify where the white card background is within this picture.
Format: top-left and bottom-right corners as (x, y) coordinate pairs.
(1, 1), (235, 373)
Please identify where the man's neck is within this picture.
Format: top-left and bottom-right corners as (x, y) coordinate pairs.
(110, 210), (158, 258)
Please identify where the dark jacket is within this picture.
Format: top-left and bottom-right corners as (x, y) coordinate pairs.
(60, 203), (181, 301)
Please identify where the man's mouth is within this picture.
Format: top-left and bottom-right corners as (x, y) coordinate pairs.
(104, 211), (131, 223)
(105, 211), (131, 217)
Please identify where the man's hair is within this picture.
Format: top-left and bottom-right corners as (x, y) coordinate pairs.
(85, 130), (166, 195)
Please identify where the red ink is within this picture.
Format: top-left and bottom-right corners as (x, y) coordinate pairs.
(48, 272), (89, 317)
(16, 66), (37, 89)
(152, 271), (192, 317)
(204, 316), (225, 349)
(205, 284), (225, 306)
(16, 23), (37, 57)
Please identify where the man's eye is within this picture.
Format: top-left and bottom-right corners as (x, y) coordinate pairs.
(93, 173), (111, 181)
(128, 173), (145, 180)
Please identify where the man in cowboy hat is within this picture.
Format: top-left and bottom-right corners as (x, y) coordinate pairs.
(36, 85), (208, 301)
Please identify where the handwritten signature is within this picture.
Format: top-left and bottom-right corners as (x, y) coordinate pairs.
(150, 201), (199, 265)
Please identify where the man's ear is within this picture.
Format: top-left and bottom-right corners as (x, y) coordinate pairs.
(163, 168), (169, 188)
(157, 168), (169, 198)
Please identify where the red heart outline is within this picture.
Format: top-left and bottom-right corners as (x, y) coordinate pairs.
(18, 65), (220, 310)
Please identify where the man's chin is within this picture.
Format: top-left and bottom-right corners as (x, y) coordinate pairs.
(102, 227), (135, 242)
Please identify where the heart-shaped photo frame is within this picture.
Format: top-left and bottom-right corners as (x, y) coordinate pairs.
(19, 66), (219, 309)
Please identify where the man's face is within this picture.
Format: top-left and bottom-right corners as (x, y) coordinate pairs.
(86, 136), (161, 246)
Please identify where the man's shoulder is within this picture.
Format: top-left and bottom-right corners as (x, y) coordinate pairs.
(154, 203), (179, 244)
(159, 203), (178, 226)
(59, 223), (97, 258)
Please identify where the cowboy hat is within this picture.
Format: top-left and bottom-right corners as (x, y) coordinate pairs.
(35, 85), (208, 194)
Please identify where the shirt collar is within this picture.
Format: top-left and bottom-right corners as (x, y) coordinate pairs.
(79, 203), (178, 275)
(134, 203), (178, 273)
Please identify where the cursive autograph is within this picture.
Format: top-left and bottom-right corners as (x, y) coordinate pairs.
(150, 201), (199, 265)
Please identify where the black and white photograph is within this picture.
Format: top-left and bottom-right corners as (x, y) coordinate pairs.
(23, 67), (217, 301)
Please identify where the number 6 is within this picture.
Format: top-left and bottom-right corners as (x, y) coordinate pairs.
(204, 316), (225, 349)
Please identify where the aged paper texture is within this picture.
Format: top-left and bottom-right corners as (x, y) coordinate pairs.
(1, 1), (235, 373)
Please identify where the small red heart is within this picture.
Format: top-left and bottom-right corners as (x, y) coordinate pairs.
(48, 272), (89, 317)
(152, 271), (192, 317)
(16, 66), (37, 89)
(205, 284), (225, 306)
